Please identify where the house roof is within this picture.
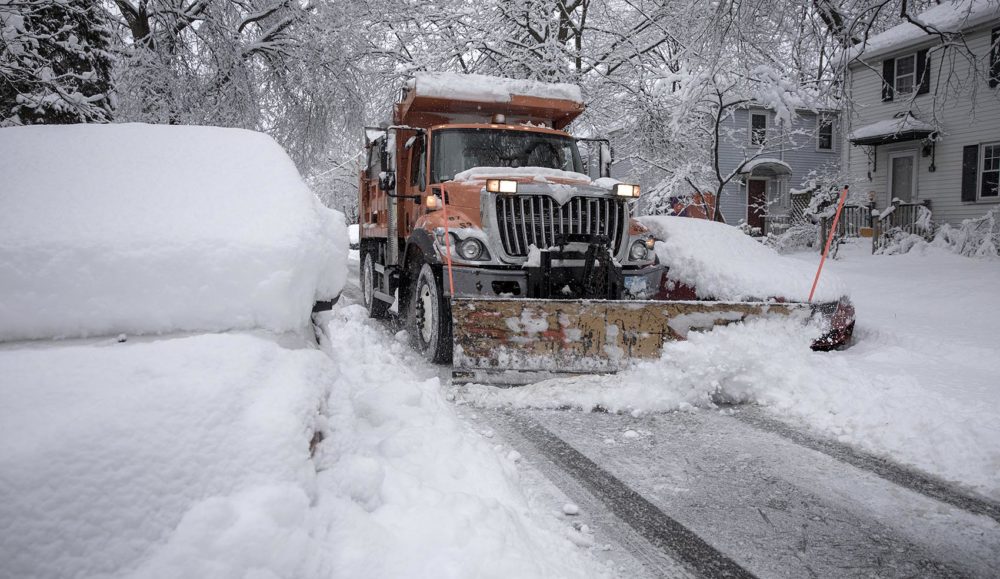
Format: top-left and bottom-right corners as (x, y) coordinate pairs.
(848, 0), (1000, 62)
(740, 157), (793, 176)
(848, 114), (936, 146)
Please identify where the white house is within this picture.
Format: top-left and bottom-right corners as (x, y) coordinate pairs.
(844, 0), (1000, 226)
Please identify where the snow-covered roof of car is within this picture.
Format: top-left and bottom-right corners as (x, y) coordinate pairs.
(847, 0), (1000, 62)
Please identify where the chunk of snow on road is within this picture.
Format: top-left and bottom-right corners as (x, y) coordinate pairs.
(623, 430), (640, 439)
(639, 215), (847, 302)
(0, 123), (346, 341)
(563, 503), (580, 516)
(409, 72), (583, 104)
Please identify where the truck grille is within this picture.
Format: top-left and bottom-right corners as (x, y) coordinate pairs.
(495, 195), (627, 257)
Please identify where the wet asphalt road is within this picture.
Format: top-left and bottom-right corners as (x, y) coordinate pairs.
(342, 255), (1000, 578)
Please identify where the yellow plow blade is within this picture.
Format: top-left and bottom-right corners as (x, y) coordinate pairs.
(451, 298), (812, 385)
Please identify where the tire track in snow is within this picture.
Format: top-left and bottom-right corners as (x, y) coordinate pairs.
(501, 410), (758, 579)
(733, 407), (1000, 525)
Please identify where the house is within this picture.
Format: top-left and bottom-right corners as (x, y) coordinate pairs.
(843, 0), (1000, 227)
(609, 105), (842, 232)
(717, 105), (842, 233)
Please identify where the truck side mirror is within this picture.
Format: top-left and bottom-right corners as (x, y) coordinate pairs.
(598, 142), (613, 179)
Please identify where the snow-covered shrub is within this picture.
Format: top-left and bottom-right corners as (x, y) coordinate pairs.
(931, 208), (1000, 258)
(0, 123), (347, 341)
(875, 228), (930, 255)
(764, 223), (818, 253)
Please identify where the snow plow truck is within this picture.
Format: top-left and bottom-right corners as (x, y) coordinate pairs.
(358, 72), (853, 384)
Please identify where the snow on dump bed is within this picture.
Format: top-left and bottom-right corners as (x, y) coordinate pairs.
(0, 123), (346, 341)
(639, 216), (846, 302)
(410, 72), (583, 104)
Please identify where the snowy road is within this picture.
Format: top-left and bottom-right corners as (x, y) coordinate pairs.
(342, 255), (1000, 578)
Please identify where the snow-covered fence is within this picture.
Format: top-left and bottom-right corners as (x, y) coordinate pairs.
(872, 200), (933, 253)
(818, 204), (874, 252)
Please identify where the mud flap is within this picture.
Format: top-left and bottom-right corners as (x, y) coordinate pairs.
(451, 298), (814, 385)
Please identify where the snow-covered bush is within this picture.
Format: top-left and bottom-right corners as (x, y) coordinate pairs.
(0, 123), (347, 341)
(764, 223), (818, 253)
(932, 208), (1000, 258)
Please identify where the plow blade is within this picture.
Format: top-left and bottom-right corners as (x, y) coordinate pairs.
(451, 298), (813, 385)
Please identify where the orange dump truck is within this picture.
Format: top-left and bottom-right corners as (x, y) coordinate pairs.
(359, 73), (819, 384)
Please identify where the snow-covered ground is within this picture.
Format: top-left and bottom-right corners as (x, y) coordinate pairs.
(461, 240), (1000, 501)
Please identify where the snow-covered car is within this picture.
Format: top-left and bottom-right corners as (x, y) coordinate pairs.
(0, 123), (346, 341)
(639, 216), (855, 349)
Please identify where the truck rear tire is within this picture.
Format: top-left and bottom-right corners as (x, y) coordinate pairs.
(362, 250), (390, 319)
(409, 263), (452, 364)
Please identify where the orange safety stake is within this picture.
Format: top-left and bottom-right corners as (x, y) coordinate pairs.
(440, 185), (456, 299)
(809, 185), (849, 302)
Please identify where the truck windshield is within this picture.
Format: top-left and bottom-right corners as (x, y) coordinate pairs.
(431, 128), (583, 183)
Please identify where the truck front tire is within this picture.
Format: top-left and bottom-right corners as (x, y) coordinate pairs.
(409, 263), (452, 364)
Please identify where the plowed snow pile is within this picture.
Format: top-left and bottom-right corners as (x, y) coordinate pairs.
(313, 305), (608, 578)
(461, 241), (1000, 500)
(0, 333), (336, 579)
(0, 123), (346, 341)
(639, 216), (846, 302)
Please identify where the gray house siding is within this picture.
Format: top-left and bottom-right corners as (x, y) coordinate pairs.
(718, 108), (841, 229)
(844, 22), (1000, 226)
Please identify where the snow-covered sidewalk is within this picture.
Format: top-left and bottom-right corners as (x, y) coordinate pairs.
(461, 242), (1000, 501)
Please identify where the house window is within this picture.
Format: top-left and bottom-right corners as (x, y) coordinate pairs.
(895, 54), (917, 95)
(883, 50), (929, 101)
(981, 143), (1000, 198)
(750, 112), (767, 145)
(817, 118), (834, 151)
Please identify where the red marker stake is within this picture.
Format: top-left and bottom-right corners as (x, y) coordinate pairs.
(440, 185), (455, 298)
(809, 186), (849, 303)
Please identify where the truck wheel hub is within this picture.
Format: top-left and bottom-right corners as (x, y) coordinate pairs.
(419, 283), (434, 343)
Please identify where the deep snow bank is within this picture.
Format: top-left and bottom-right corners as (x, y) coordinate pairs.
(314, 305), (607, 578)
(0, 333), (336, 578)
(0, 123), (346, 341)
(639, 216), (846, 302)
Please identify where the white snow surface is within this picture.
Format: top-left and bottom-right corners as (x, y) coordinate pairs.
(453, 166), (592, 183)
(0, 123), (346, 341)
(0, 332), (334, 579)
(848, 114), (935, 143)
(848, 0), (1000, 61)
(460, 241), (1000, 500)
(639, 216), (847, 302)
(0, 305), (607, 578)
(409, 72), (583, 104)
(312, 305), (606, 578)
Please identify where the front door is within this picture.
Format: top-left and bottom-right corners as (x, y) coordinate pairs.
(889, 152), (917, 203)
(747, 179), (767, 234)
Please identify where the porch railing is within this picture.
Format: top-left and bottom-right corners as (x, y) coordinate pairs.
(871, 200), (933, 253)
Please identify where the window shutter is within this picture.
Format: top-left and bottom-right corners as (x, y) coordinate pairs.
(991, 27), (1000, 89)
(916, 49), (931, 95)
(882, 59), (895, 101)
(962, 145), (979, 202)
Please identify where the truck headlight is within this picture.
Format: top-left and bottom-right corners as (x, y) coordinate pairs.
(614, 183), (640, 198)
(486, 179), (518, 194)
(458, 238), (485, 260)
(629, 240), (649, 261)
